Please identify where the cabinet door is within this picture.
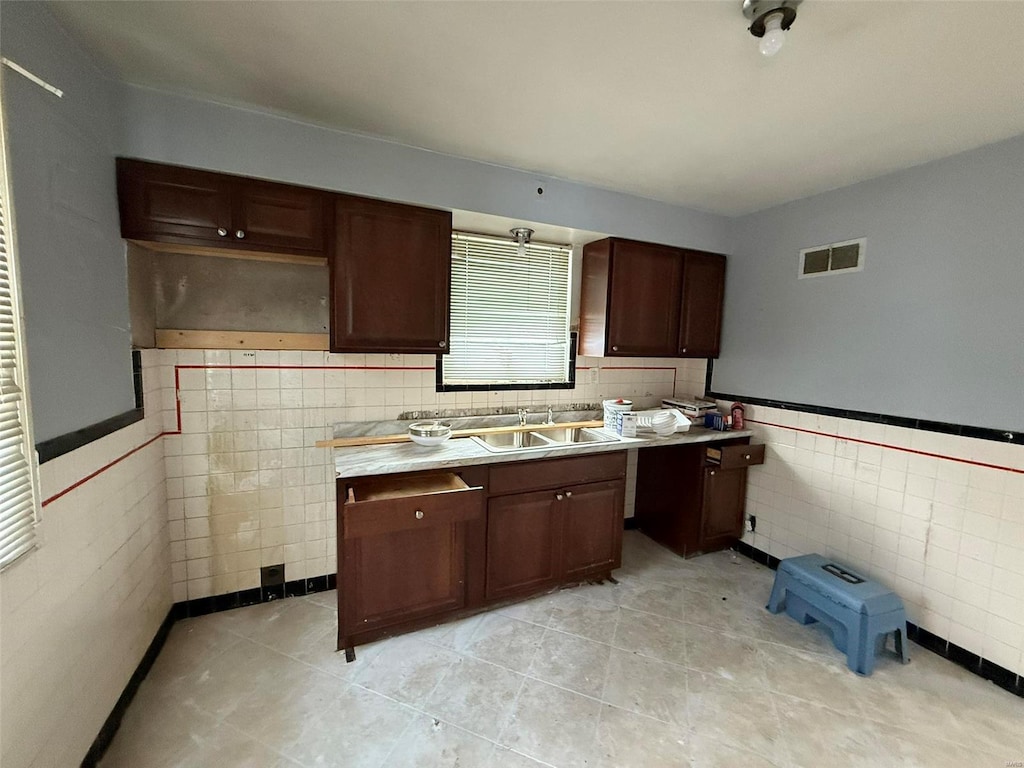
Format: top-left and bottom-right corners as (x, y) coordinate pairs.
(678, 250), (726, 358)
(606, 240), (683, 356)
(343, 522), (467, 635)
(332, 195), (451, 354)
(233, 179), (327, 255)
(562, 480), (624, 580)
(485, 490), (562, 601)
(700, 466), (747, 552)
(117, 158), (233, 245)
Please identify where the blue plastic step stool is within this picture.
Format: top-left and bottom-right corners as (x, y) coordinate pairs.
(767, 553), (910, 675)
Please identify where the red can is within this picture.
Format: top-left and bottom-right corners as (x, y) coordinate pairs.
(730, 402), (745, 430)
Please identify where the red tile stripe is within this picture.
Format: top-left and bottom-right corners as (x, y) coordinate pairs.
(748, 418), (1024, 475)
(41, 432), (166, 508)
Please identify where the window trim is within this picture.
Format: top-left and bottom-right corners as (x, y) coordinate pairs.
(437, 231), (576, 392)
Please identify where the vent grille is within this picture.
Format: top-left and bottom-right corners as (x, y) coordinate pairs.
(799, 238), (865, 278)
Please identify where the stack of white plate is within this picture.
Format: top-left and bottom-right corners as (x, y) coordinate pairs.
(637, 410), (678, 436)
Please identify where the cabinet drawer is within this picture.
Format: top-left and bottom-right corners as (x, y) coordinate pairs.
(707, 443), (765, 469)
(489, 452), (626, 496)
(343, 473), (482, 539)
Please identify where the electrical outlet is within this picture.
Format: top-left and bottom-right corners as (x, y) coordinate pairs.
(587, 367), (599, 384)
(746, 515), (757, 533)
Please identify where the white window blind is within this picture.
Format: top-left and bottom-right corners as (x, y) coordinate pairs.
(445, 232), (572, 386)
(0, 106), (38, 569)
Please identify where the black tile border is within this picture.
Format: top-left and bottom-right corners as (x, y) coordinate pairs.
(81, 607), (177, 767)
(705, 383), (1022, 446)
(731, 542), (1023, 698)
(131, 350), (144, 410)
(623, 517), (639, 530)
(37, 407), (145, 464)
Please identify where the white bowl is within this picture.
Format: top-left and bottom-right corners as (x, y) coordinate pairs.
(409, 433), (451, 446)
(408, 421), (452, 446)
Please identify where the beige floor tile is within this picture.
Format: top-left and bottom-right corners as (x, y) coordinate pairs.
(612, 607), (689, 665)
(352, 634), (460, 707)
(688, 734), (784, 768)
(457, 612), (547, 673)
(500, 678), (603, 768)
(423, 655), (525, 740)
(602, 649), (690, 727)
(527, 628), (612, 698)
(259, 684), (416, 768)
(98, 532), (1023, 768)
(385, 715), (499, 767)
(592, 704), (692, 768)
(684, 624), (767, 685)
(686, 672), (788, 764)
(546, 592), (621, 643)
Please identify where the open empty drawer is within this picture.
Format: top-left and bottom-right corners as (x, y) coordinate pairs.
(342, 472), (483, 539)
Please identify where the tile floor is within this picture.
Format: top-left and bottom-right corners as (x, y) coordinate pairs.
(101, 533), (1023, 767)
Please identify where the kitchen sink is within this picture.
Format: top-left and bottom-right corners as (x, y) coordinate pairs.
(470, 427), (618, 453)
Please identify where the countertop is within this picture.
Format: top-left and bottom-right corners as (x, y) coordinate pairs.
(334, 424), (754, 480)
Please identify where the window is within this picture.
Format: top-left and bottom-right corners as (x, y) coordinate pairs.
(0, 98), (39, 569)
(440, 232), (573, 390)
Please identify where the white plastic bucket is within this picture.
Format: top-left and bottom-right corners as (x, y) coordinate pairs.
(602, 399), (633, 431)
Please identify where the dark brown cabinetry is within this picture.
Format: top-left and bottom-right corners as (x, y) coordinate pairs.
(116, 158), (328, 258)
(579, 237), (726, 358)
(635, 439), (764, 557)
(331, 195), (452, 354)
(338, 472), (483, 657)
(336, 451), (626, 658)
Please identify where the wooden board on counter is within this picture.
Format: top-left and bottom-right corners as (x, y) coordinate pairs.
(315, 420), (606, 448)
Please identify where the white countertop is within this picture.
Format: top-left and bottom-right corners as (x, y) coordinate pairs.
(334, 425), (753, 480)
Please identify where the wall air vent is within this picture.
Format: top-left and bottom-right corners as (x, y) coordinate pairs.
(799, 238), (865, 279)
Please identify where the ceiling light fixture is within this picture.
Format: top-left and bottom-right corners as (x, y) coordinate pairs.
(510, 227), (534, 258)
(742, 0), (801, 57)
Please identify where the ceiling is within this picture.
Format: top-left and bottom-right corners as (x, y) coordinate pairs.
(50, 1), (1024, 216)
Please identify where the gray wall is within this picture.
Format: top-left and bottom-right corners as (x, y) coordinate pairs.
(1, 3), (135, 442)
(713, 133), (1024, 432)
(119, 85), (732, 254)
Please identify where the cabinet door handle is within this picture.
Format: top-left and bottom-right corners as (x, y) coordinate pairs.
(438, 340), (447, 348)
(709, 470), (716, 476)
(681, 347), (687, 353)
(612, 345), (619, 352)
(217, 227), (228, 237)
(235, 230), (246, 239)
(415, 510), (424, 519)
(555, 493), (564, 501)
(744, 454), (751, 460)
(565, 491), (573, 498)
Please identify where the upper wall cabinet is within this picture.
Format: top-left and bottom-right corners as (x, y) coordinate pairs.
(331, 195), (452, 354)
(116, 158), (329, 260)
(579, 237), (726, 358)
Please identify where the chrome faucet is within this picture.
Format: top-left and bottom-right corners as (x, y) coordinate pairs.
(517, 408), (528, 426)
(546, 406), (555, 425)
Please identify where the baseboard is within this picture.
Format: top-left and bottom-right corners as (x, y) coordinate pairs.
(730, 541), (1023, 699)
(80, 607), (177, 767)
(623, 517), (639, 530)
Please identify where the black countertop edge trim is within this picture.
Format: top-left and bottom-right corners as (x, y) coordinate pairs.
(731, 542), (1023, 699)
(81, 606), (176, 767)
(706, 391), (1022, 446)
(37, 408), (145, 464)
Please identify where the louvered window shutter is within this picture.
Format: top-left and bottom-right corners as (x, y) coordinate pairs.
(0, 111), (39, 569)
(445, 233), (572, 386)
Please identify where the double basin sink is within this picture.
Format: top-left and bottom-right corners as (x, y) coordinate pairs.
(470, 426), (618, 453)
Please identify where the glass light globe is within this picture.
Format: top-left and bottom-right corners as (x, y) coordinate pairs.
(759, 13), (786, 56)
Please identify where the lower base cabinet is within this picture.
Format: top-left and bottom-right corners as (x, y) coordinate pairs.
(635, 439), (764, 558)
(336, 452), (626, 658)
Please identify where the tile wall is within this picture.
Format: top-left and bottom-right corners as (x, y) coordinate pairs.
(735, 402), (1024, 677)
(0, 350), (170, 768)
(153, 349), (707, 602)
